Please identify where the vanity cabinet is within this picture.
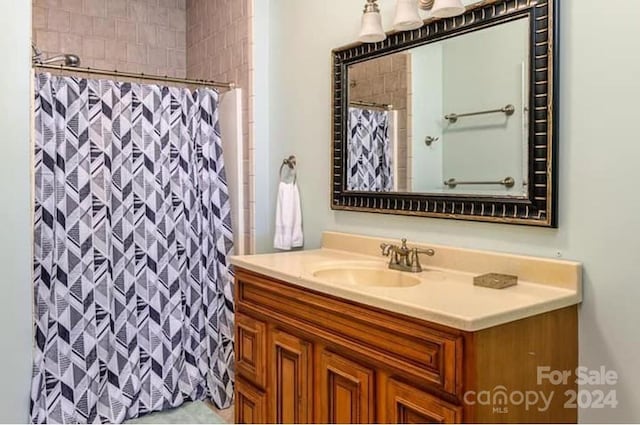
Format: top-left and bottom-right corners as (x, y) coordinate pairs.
(234, 268), (578, 424)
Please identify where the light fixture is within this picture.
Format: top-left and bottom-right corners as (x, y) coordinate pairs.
(358, 0), (466, 44)
(430, 0), (466, 18)
(393, 0), (423, 31)
(358, 0), (387, 43)
(418, 0), (435, 9)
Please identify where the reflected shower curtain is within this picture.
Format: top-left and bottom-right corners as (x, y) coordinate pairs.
(31, 73), (235, 424)
(347, 107), (393, 192)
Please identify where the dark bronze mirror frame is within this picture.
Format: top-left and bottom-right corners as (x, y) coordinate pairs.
(331, 0), (559, 227)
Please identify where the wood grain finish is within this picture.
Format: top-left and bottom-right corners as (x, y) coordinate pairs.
(237, 269), (462, 397)
(269, 328), (313, 423)
(234, 268), (578, 424)
(385, 378), (462, 424)
(317, 350), (375, 424)
(236, 313), (267, 388)
(470, 306), (579, 423)
(236, 378), (267, 424)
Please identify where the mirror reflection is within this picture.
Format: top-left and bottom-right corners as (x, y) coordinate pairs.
(347, 17), (530, 196)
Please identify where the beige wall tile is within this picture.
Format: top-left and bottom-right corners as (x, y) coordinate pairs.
(82, 37), (105, 59)
(69, 13), (92, 35)
(126, 43), (147, 64)
(148, 7), (169, 27)
(93, 17), (115, 38)
(59, 33), (83, 55)
(159, 0), (177, 9)
(60, 0), (82, 12)
(59, 0), (82, 13)
(138, 23), (157, 46)
(47, 9), (70, 32)
(107, 0), (127, 18)
(33, 6), (48, 30)
(105, 39), (128, 62)
(128, 1), (148, 23)
(156, 27), (176, 48)
(116, 20), (138, 42)
(35, 30), (60, 52)
(148, 46), (168, 67)
(82, 0), (106, 17)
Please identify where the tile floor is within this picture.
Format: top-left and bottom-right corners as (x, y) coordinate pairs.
(125, 401), (233, 424)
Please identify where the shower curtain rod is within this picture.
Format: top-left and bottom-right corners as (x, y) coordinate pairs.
(350, 100), (394, 111)
(33, 64), (236, 90)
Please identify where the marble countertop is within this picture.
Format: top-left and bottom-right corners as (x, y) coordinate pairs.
(231, 232), (582, 332)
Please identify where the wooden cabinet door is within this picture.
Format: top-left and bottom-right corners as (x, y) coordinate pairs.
(269, 328), (313, 423)
(316, 350), (375, 424)
(236, 313), (267, 388)
(236, 378), (267, 424)
(384, 378), (462, 424)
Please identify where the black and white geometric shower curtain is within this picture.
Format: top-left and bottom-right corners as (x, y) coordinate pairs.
(31, 73), (235, 424)
(347, 107), (393, 192)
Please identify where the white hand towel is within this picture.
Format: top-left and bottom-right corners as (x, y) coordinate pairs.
(274, 181), (304, 250)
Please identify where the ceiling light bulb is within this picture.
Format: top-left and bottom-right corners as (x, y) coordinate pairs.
(393, 0), (424, 31)
(359, 0), (387, 43)
(431, 0), (466, 18)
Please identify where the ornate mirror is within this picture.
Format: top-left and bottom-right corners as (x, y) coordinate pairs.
(332, 0), (558, 227)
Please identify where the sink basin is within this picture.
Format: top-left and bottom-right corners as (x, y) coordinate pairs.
(312, 267), (421, 288)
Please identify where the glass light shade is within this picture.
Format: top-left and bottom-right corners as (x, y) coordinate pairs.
(359, 11), (386, 43)
(431, 0), (466, 18)
(393, 0), (424, 31)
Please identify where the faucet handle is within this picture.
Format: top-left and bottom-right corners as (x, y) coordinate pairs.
(407, 247), (436, 273)
(414, 248), (435, 257)
(380, 243), (393, 257)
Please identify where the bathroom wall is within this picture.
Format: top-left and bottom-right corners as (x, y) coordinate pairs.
(186, 0), (253, 253)
(0, 2), (34, 422)
(32, 0), (187, 76)
(261, 0), (640, 421)
(349, 54), (411, 191)
(410, 44), (443, 192)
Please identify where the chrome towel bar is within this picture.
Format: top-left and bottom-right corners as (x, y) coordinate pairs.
(445, 104), (515, 123)
(444, 177), (515, 189)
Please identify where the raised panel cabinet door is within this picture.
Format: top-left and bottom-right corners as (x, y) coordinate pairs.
(269, 328), (313, 423)
(317, 350), (375, 424)
(385, 378), (462, 424)
(236, 313), (268, 388)
(236, 378), (268, 424)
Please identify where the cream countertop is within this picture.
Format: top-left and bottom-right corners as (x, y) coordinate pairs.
(230, 232), (582, 332)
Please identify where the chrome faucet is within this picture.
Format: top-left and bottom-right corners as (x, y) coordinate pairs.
(380, 238), (435, 273)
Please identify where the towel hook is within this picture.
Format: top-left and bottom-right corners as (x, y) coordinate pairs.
(279, 155), (297, 184)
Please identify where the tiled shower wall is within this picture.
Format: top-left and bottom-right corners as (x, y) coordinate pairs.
(32, 0), (187, 77)
(186, 0), (253, 253)
(349, 53), (411, 192)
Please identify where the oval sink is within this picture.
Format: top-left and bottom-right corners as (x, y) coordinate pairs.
(312, 267), (421, 288)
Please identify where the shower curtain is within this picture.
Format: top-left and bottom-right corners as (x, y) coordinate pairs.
(31, 73), (235, 424)
(347, 107), (393, 192)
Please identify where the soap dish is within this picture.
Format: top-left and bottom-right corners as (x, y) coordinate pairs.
(474, 273), (518, 289)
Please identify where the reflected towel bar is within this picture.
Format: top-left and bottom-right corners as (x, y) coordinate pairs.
(444, 177), (515, 189)
(445, 104), (515, 123)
